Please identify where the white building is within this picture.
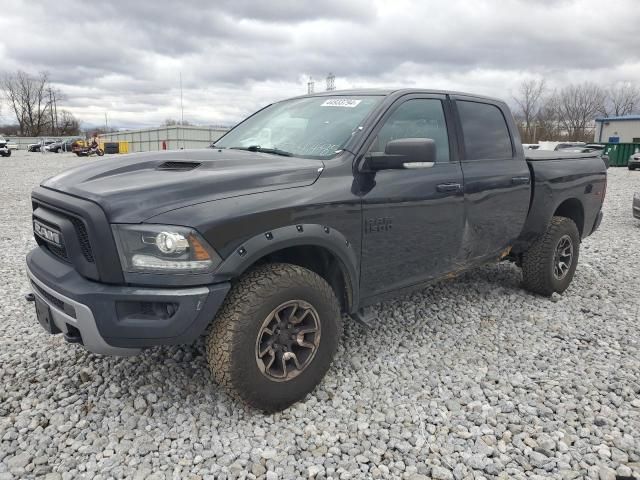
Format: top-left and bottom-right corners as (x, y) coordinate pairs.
(99, 125), (229, 153)
(594, 115), (640, 144)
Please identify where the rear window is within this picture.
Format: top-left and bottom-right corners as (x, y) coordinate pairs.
(457, 101), (513, 160)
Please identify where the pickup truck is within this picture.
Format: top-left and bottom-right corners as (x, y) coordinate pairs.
(26, 89), (607, 411)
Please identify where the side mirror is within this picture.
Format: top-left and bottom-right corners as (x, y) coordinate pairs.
(365, 138), (436, 171)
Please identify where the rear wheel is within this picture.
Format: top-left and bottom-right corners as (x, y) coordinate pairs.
(522, 216), (580, 296)
(206, 263), (342, 411)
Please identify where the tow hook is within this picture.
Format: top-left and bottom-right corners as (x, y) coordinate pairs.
(24, 293), (35, 302)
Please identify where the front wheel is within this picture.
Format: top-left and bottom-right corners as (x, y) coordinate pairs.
(96, 148), (104, 156)
(522, 216), (580, 296)
(206, 263), (342, 411)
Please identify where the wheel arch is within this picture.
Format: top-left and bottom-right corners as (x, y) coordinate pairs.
(213, 224), (360, 314)
(553, 198), (585, 238)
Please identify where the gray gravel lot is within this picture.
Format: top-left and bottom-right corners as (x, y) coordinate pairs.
(1, 150), (639, 480)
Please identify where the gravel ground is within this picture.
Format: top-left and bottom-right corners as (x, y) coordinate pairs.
(1, 150), (639, 480)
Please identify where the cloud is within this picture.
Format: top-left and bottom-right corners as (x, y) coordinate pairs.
(0, 0), (638, 128)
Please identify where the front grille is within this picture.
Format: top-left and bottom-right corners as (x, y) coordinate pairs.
(33, 216), (69, 262)
(31, 281), (77, 319)
(68, 216), (94, 263)
(46, 243), (68, 261)
(34, 205), (95, 264)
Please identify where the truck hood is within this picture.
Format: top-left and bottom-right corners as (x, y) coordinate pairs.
(42, 149), (324, 223)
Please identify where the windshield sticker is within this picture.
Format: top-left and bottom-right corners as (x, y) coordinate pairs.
(321, 99), (362, 108)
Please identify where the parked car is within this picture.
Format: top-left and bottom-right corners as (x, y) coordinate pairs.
(585, 144), (605, 151)
(0, 137), (11, 157)
(46, 140), (65, 153)
(26, 88), (607, 411)
(556, 147), (597, 153)
(4, 138), (18, 150)
(46, 138), (83, 153)
(628, 152), (640, 170)
(28, 140), (56, 152)
(61, 138), (83, 152)
(537, 141), (586, 151)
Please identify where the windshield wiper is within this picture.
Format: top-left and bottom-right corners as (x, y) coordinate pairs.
(230, 145), (293, 157)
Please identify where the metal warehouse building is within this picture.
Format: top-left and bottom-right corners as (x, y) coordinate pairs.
(99, 125), (229, 153)
(594, 115), (640, 144)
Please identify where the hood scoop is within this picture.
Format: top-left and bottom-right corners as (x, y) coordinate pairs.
(157, 161), (201, 171)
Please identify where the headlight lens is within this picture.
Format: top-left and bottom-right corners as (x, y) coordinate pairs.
(112, 224), (221, 274)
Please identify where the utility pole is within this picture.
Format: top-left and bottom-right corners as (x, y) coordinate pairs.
(180, 72), (184, 125)
(180, 72), (184, 149)
(104, 112), (108, 132)
(307, 76), (315, 94)
(48, 88), (55, 136)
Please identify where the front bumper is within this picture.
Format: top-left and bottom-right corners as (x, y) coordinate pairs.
(629, 159), (640, 169)
(633, 194), (640, 220)
(26, 247), (230, 355)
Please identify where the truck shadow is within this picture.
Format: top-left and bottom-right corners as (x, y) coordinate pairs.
(78, 261), (526, 412)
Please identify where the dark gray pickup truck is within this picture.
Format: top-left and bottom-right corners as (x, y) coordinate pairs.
(26, 89), (607, 411)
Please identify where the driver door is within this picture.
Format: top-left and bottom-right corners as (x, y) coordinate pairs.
(358, 95), (466, 299)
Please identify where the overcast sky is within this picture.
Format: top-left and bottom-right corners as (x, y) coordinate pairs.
(1, 0), (639, 129)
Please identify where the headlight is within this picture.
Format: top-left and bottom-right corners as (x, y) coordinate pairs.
(112, 224), (221, 274)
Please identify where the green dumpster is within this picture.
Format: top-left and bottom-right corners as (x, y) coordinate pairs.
(602, 143), (640, 167)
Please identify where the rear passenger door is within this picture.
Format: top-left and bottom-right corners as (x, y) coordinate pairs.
(452, 97), (531, 261)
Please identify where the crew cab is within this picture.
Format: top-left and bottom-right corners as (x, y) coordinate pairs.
(26, 89), (607, 411)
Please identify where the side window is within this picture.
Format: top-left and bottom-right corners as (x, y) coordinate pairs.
(457, 101), (513, 160)
(369, 99), (450, 163)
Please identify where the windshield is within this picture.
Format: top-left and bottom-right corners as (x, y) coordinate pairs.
(215, 95), (383, 159)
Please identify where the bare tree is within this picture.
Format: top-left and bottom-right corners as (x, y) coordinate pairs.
(554, 82), (606, 140)
(534, 95), (561, 141)
(603, 83), (640, 117)
(57, 110), (80, 135)
(513, 79), (546, 143)
(2, 71), (51, 136)
(163, 118), (192, 126)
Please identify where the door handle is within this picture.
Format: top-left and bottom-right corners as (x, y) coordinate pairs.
(436, 183), (462, 193)
(511, 176), (530, 185)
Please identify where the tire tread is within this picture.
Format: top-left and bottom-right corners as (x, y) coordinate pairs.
(522, 216), (579, 296)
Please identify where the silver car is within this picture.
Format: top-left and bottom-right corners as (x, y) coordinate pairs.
(629, 152), (640, 171)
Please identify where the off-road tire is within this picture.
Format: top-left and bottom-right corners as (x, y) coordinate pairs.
(206, 263), (342, 412)
(522, 216), (580, 296)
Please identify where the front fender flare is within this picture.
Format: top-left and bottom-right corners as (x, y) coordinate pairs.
(212, 224), (360, 312)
